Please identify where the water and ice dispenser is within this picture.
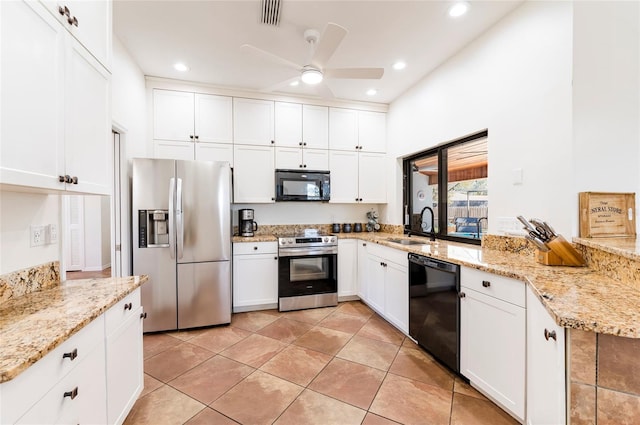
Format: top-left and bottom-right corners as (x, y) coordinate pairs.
(138, 210), (170, 247)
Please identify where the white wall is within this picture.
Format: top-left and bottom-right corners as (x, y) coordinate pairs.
(572, 1), (640, 231)
(0, 191), (59, 274)
(387, 2), (575, 235)
(112, 36), (147, 275)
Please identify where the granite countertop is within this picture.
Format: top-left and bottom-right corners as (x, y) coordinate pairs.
(0, 275), (148, 383)
(233, 232), (640, 338)
(573, 236), (640, 261)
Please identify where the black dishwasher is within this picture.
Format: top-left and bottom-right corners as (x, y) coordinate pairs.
(408, 253), (460, 373)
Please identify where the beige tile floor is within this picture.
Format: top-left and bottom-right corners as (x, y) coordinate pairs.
(125, 301), (518, 425)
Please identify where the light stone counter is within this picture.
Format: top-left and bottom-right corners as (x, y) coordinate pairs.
(0, 275), (148, 383)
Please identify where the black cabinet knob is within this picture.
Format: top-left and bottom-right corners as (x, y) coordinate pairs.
(67, 15), (78, 27)
(482, 280), (491, 288)
(303, 142), (307, 146)
(189, 135), (194, 139)
(124, 302), (132, 311)
(271, 140), (275, 144)
(544, 329), (557, 341)
(253, 246), (258, 250)
(299, 142), (303, 146)
(59, 175), (66, 182)
(58, 5), (69, 17)
(140, 312), (147, 319)
(194, 135), (199, 140)
(458, 292), (466, 298)
(71, 176), (78, 185)
(64, 387), (78, 400)
(63, 348), (78, 361)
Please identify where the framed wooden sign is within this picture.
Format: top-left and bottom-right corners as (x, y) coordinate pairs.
(579, 192), (636, 238)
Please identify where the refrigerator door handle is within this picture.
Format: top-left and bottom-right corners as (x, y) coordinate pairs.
(177, 178), (184, 259)
(168, 177), (176, 259)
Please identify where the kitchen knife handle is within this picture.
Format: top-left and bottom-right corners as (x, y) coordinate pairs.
(168, 178), (176, 259)
(176, 178), (184, 260)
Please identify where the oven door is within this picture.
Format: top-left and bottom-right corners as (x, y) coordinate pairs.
(278, 252), (337, 298)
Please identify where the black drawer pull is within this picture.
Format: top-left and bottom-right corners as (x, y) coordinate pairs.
(140, 312), (147, 319)
(544, 329), (557, 341)
(458, 292), (466, 298)
(482, 280), (491, 288)
(62, 348), (78, 361)
(64, 387), (78, 400)
(124, 302), (132, 311)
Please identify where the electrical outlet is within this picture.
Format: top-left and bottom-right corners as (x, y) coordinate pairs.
(30, 225), (45, 247)
(47, 224), (58, 244)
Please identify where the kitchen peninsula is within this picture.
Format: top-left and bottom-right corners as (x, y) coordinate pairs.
(0, 268), (148, 424)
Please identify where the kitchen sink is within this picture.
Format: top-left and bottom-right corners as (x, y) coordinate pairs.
(385, 238), (429, 246)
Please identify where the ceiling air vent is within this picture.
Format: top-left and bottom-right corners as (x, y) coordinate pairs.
(261, 0), (282, 26)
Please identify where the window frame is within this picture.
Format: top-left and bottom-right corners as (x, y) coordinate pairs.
(403, 129), (488, 246)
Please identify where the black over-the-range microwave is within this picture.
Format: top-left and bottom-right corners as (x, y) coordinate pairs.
(275, 169), (330, 202)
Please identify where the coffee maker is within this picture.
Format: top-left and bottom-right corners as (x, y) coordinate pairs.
(238, 209), (258, 237)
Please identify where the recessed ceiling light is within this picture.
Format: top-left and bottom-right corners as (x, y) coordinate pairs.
(366, 89), (377, 96)
(392, 61), (406, 71)
(290, 80), (300, 86)
(173, 62), (189, 72)
(448, 2), (469, 18)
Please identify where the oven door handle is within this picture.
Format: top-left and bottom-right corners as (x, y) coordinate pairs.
(278, 248), (338, 257)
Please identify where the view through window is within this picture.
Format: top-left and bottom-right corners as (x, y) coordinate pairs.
(404, 131), (488, 244)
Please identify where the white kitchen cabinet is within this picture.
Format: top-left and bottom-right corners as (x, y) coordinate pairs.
(460, 267), (526, 422)
(233, 242), (279, 312)
(329, 108), (386, 153)
(329, 151), (387, 203)
(274, 102), (302, 147)
(106, 289), (144, 425)
(302, 105), (329, 149)
(364, 243), (408, 333)
(526, 285), (566, 425)
(233, 98), (274, 146)
(40, 0), (112, 70)
(275, 147), (329, 170)
(233, 145), (275, 203)
(153, 90), (233, 161)
(329, 108), (358, 151)
(357, 111), (386, 153)
(0, 0), (110, 195)
(338, 239), (358, 299)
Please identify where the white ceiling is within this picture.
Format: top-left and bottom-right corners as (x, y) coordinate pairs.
(113, 0), (523, 104)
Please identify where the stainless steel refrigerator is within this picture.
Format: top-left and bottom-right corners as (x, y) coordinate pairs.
(132, 158), (231, 332)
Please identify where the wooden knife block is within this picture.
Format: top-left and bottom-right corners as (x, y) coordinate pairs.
(535, 235), (586, 267)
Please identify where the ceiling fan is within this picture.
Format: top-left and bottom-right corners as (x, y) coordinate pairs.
(241, 22), (384, 96)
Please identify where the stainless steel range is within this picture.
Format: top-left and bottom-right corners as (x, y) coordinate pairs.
(277, 230), (338, 312)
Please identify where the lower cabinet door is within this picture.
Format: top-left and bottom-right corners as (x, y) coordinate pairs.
(233, 253), (278, 311)
(106, 306), (144, 425)
(365, 254), (385, 314)
(460, 287), (525, 421)
(384, 261), (408, 334)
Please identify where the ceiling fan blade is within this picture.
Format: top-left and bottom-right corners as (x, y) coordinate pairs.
(310, 22), (347, 69)
(241, 44), (302, 71)
(260, 76), (301, 93)
(314, 82), (335, 99)
(324, 67), (385, 79)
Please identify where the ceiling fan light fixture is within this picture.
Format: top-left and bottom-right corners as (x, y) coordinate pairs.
(301, 68), (323, 85)
(448, 1), (469, 18)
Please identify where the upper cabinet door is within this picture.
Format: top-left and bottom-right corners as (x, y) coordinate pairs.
(358, 152), (387, 203)
(274, 102), (302, 147)
(40, 0), (112, 70)
(195, 94), (233, 144)
(233, 98), (274, 146)
(302, 105), (328, 149)
(358, 111), (386, 153)
(153, 90), (195, 142)
(64, 37), (111, 195)
(0, 0), (66, 191)
(329, 108), (358, 151)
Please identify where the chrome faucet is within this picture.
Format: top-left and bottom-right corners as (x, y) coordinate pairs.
(420, 206), (436, 241)
(477, 217), (488, 239)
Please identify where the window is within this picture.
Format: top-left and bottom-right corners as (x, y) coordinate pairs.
(403, 130), (488, 245)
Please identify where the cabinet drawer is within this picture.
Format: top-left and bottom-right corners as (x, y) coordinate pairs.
(16, 338), (107, 425)
(105, 288), (142, 336)
(367, 243), (408, 266)
(0, 315), (104, 424)
(461, 267), (525, 307)
(233, 241), (277, 255)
